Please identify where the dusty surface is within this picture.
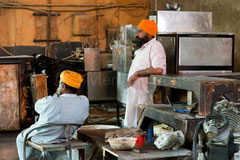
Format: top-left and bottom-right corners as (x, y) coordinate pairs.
(0, 64), (20, 130)
(0, 132), (19, 160)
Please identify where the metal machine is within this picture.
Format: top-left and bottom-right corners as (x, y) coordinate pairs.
(83, 48), (117, 101)
(149, 11), (212, 33)
(156, 32), (234, 74)
(148, 11), (234, 74)
(192, 98), (240, 160)
(112, 24), (138, 104)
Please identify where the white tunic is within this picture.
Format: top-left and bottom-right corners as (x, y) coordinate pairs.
(20, 93), (89, 144)
(124, 38), (166, 128)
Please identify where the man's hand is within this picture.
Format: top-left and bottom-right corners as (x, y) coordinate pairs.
(127, 67), (163, 87)
(127, 72), (139, 87)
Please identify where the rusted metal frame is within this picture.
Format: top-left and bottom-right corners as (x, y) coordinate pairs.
(138, 105), (203, 144)
(150, 75), (201, 92)
(199, 81), (237, 115)
(207, 74), (240, 102)
(150, 75), (240, 116)
(235, 82), (240, 102)
(148, 84), (157, 104)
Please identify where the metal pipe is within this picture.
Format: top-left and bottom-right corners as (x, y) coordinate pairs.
(0, 44), (14, 56)
(1, 2), (144, 8)
(46, 0), (51, 57)
(0, 0), (53, 15)
(0, 3), (145, 12)
(16, 3), (135, 7)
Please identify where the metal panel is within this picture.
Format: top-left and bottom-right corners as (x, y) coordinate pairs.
(157, 11), (212, 32)
(112, 45), (132, 73)
(84, 48), (100, 71)
(87, 71), (116, 101)
(156, 35), (176, 74)
(100, 53), (112, 70)
(178, 70), (233, 75)
(0, 64), (19, 130)
(106, 27), (120, 52)
(117, 72), (128, 104)
(179, 37), (233, 66)
(120, 25), (138, 46)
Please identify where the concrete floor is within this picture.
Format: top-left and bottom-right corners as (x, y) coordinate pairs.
(0, 131), (20, 160)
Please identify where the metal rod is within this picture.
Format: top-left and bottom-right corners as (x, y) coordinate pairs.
(1, 3), (145, 12)
(3, 3), (144, 7)
(0, 44), (14, 56)
(0, 0), (52, 15)
(18, 3), (134, 7)
(62, 53), (76, 61)
(46, 0), (51, 57)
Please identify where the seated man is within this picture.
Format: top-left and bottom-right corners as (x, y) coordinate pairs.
(16, 70), (89, 160)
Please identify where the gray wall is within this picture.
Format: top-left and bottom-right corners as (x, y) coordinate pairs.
(152, 0), (240, 71)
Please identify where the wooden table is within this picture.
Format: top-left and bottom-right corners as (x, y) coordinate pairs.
(102, 143), (192, 160)
(78, 128), (192, 160)
(137, 104), (204, 145)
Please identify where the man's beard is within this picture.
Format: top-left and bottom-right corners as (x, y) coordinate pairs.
(134, 35), (149, 50)
(53, 81), (64, 97)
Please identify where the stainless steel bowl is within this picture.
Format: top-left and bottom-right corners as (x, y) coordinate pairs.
(165, 2), (183, 11)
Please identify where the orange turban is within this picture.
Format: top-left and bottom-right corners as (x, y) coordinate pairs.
(138, 19), (158, 37)
(60, 70), (83, 89)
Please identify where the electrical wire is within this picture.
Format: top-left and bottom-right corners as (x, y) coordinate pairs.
(192, 120), (204, 160)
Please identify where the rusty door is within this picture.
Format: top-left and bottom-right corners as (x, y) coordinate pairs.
(0, 64), (19, 130)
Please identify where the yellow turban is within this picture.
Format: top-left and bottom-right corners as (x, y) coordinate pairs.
(60, 70), (83, 89)
(138, 19), (158, 37)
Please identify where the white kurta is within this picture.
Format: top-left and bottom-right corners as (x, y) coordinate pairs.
(124, 38), (166, 128)
(20, 93), (89, 143)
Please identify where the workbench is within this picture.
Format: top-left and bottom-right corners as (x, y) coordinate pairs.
(102, 144), (191, 160)
(137, 104), (203, 145)
(149, 75), (240, 116)
(77, 128), (192, 160)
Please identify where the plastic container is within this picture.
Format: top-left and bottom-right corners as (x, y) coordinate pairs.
(148, 129), (152, 143)
(135, 134), (144, 146)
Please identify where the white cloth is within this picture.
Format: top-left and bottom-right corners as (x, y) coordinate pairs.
(16, 93), (89, 160)
(124, 38), (166, 128)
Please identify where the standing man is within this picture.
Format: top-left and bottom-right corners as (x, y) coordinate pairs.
(16, 70), (89, 160)
(124, 19), (166, 128)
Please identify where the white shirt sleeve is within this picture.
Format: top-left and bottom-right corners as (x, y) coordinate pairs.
(150, 42), (166, 72)
(35, 96), (53, 114)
